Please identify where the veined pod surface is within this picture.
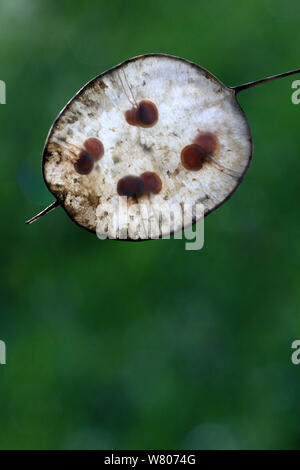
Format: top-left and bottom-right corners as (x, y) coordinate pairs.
(26, 54), (300, 240)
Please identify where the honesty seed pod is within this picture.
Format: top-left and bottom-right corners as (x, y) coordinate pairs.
(26, 54), (300, 240)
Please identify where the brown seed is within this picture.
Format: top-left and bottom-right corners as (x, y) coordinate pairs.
(84, 137), (104, 161)
(194, 132), (219, 156)
(137, 100), (158, 127)
(117, 175), (145, 198)
(125, 100), (158, 127)
(125, 108), (140, 126)
(140, 171), (162, 194)
(74, 151), (94, 175)
(181, 144), (207, 171)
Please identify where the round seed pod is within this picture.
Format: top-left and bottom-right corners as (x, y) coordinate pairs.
(27, 54), (300, 239)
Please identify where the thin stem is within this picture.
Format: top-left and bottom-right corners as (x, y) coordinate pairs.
(25, 200), (60, 225)
(233, 67), (300, 93)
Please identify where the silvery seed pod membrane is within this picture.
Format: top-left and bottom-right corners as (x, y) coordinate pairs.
(26, 54), (300, 240)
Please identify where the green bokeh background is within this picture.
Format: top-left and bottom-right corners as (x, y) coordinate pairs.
(1, 0), (300, 450)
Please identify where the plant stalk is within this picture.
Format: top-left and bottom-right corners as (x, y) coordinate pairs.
(25, 200), (60, 225)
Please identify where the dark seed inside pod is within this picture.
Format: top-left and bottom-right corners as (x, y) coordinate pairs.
(194, 132), (219, 156)
(140, 171), (162, 194)
(74, 151), (94, 175)
(181, 144), (207, 171)
(125, 100), (158, 127)
(117, 175), (145, 198)
(125, 108), (140, 126)
(84, 137), (104, 161)
(137, 100), (158, 127)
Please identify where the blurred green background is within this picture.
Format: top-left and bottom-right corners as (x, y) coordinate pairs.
(1, 0), (300, 450)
